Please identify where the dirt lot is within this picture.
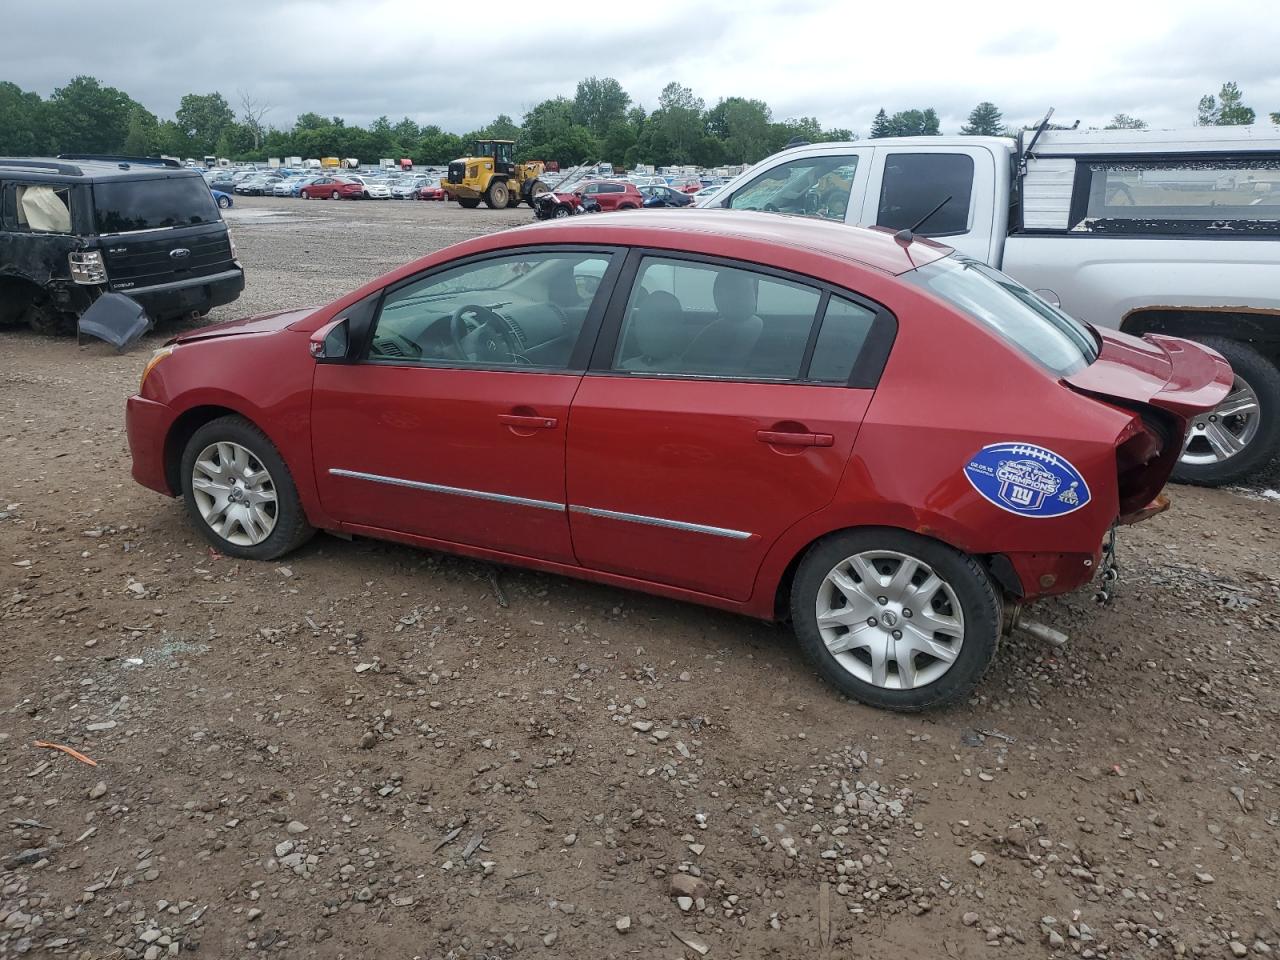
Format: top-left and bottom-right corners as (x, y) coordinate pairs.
(2, 196), (1278, 960)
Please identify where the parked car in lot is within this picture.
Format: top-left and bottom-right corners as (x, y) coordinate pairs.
(235, 175), (282, 196)
(576, 180), (644, 212)
(639, 184), (695, 208)
(208, 172), (237, 193)
(391, 177), (428, 199)
(532, 189), (586, 219)
(417, 179), (447, 201)
(346, 175), (391, 200)
(212, 189), (233, 209)
(0, 156), (243, 338)
(299, 176), (363, 200)
(272, 175), (308, 197)
(123, 211), (1228, 711)
(701, 125), (1280, 484)
(691, 184), (725, 204)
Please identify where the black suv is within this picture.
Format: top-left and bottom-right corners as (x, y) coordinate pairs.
(0, 155), (244, 337)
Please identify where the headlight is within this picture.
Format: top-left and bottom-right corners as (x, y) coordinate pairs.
(140, 347), (174, 391)
(69, 251), (107, 285)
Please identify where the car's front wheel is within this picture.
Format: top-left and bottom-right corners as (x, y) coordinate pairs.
(1172, 337), (1279, 486)
(180, 416), (314, 561)
(791, 529), (1001, 712)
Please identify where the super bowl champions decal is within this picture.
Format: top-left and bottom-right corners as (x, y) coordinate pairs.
(963, 442), (1091, 518)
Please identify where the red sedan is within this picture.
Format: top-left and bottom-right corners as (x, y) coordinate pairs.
(299, 176), (363, 200)
(417, 181), (446, 201)
(124, 212), (1229, 711)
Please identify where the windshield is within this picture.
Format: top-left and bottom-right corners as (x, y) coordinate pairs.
(93, 177), (221, 233)
(908, 256), (1098, 375)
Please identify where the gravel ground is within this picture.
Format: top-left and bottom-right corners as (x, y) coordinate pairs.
(1, 195), (1278, 959)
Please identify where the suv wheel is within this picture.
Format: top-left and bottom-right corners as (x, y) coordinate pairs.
(180, 415), (314, 561)
(26, 296), (75, 336)
(790, 529), (1001, 712)
(1172, 337), (1280, 486)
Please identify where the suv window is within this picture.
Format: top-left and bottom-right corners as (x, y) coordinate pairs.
(600, 183), (625, 193)
(9, 184), (74, 233)
(728, 154), (858, 221)
(908, 256), (1097, 376)
(613, 257), (823, 380)
(877, 153), (974, 236)
(93, 177), (220, 233)
(368, 251), (612, 369)
(1075, 158), (1280, 234)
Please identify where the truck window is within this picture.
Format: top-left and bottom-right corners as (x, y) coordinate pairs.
(1074, 158), (1280, 234)
(93, 177), (220, 234)
(727, 155), (858, 221)
(877, 154), (974, 236)
(12, 185), (73, 233)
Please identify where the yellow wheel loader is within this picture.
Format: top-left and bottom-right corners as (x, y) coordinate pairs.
(441, 140), (550, 209)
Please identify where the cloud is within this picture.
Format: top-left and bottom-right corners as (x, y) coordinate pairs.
(4, 0), (1278, 136)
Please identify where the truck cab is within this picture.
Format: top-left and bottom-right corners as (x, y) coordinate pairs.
(701, 128), (1280, 485)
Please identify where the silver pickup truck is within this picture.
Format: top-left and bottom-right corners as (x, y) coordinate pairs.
(699, 125), (1280, 485)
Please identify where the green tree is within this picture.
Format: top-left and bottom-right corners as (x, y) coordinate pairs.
(572, 77), (630, 138)
(46, 75), (139, 153)
(880, 108), (940, 137)
(472, 114), (521, 143)
(1104, 113), (1147, 130)
(869, 108), (892, 138)
(1198, 82), (1255, 126)
(0, 81), (49, 155)
(1271, 112), (1280, 125)
(961, 101), (1004, 136)
(651, 82), (705, 164)
(122, 105), (163, 156)
(705, 97), (773, 163)
(175, 92), (236, 155)
(519, 98), (597, 166)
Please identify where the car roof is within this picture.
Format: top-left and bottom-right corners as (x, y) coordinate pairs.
(0, 157), (205, 181)
(500, 210), (951, 276)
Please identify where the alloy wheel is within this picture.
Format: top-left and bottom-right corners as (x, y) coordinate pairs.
(1180, 374), (1261, 466)
(190, 441), (278, 546)
(815, 550), (965, 690)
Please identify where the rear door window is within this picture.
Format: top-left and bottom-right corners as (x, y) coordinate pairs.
(93, 177), (220, 233)
(876, 153), (974, 236)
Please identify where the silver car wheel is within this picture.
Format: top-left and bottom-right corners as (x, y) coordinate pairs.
(191, 441), (278, 546)
(815, 550), (965, 690)
(1180, 374), (1260, 465)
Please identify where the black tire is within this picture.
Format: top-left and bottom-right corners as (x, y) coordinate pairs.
(553, 204), (572, 219)
(790, 529), (1001, 712)
(484, 179), (509, 209)
(217, 196), (231, 209)
(330, 191), (340, 200)
(458, 198), (481, 209)
(26, 296), (75, 336)
(1171, 337), (1280, 486)
(179, 415), (314, 561)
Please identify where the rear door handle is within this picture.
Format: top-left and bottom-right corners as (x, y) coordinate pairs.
(756, 430), (834, 447)
(498, 413), (558, 430)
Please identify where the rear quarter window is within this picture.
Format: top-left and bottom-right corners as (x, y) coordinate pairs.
(877, 153), (974, 236)
(93, 177), (220, 233)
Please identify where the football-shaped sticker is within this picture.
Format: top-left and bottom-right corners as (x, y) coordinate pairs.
(963, 442), (1091, 518)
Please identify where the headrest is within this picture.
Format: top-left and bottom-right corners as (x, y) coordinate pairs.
(713, 271), (758, 323)
(631, 290), (684, 360)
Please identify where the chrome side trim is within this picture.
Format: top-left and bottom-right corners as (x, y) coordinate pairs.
(329, 468), (563, 512)
(570, 505), (752, 540)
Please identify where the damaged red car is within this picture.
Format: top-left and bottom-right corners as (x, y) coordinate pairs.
(123, 211), (1231, 711)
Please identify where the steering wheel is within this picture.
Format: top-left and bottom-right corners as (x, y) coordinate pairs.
(450, 304), (523, 364)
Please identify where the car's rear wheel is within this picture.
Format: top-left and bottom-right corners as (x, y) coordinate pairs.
(180, 416), (314, 561)
(791, 529), (1000, 712)
(330, 190), (340, 200)
(216, 195), (231, 209)
(1172, 337), (1279, 485)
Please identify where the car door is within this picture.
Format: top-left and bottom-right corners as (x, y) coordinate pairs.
(312, 247), (621, 563)
(566, 252), (894, 601)
(860, 145), (999, 262)
(719, 146), (872, 224)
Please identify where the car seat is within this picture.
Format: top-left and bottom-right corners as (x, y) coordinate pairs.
(619, 291), (687, 372)
(680, 271), (763, 372)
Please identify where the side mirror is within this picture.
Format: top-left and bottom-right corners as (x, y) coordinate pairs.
(309, 317), (349, 361)
(78, 292), (151, 351)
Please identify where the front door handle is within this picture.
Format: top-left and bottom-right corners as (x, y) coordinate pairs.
(756, 430), (834, 447)
(498, 413), (558, 430)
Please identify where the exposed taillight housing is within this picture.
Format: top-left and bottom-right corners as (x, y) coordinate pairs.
(1115, 410), (1176, 518)
(69, 251), (106, 285)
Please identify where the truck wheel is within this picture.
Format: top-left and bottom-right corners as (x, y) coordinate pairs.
(458, 198), (481, 209)
(484, 180), (509, 209)
(790, 529), (1001, 712)
(26, 296), (76, 337)
(1173, 337), (1280, 486)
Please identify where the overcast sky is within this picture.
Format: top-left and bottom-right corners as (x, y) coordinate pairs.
(9, 0), (1279, 135)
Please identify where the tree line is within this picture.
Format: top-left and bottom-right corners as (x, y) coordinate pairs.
(1, 75), (1272, 169)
